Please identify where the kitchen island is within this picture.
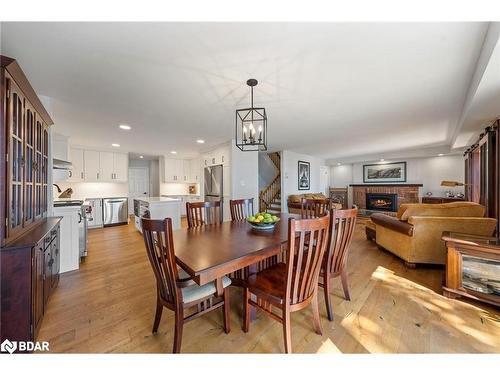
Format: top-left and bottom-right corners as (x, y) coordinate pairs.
(134, 197), (182, 233)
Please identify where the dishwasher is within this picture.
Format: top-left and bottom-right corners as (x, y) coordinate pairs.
(103, 197), (129, 226)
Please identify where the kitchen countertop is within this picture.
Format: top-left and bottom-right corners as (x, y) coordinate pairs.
(136, 197), (181, 203)
(161, 194), (200, 197)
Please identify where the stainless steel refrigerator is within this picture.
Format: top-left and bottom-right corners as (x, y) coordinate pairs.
(204, 165), (223, 217)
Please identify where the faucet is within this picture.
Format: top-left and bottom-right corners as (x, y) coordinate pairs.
(53, 184), (62, 193)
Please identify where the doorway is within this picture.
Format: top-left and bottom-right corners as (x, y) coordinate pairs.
(128, 167), (150, 215)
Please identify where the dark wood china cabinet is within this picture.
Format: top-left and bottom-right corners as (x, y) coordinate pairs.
(1, 55), (60, 348)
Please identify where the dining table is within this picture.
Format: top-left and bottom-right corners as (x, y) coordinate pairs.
(173, 213), (298, 297)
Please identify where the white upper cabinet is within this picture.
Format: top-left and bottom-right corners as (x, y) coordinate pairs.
(68, 148), (84, 182)
(161, 157), (201, 183)
(68, 147), (128, 182)
(113, 153), (128, 182)
(190, 159), (200, 182)
(182, 160), (190, 182)
(84, 150), (100, 182)
(99, 152), (114, 181)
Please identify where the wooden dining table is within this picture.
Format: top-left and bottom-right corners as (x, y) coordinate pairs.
(173, 213), (298, 295)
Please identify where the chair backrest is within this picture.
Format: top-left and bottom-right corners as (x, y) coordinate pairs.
(186, 201), (222, 228)
(325, 208), (357, 275)
(301, 198), (331, 218)
(141, 217), (179, 306)
(285, 215), (330, 305)
(230, 198), (254, 221)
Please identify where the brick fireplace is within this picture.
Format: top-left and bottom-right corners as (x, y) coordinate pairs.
(350, 184), (422, 212)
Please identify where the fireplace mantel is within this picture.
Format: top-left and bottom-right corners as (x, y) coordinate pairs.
(350, 184), (423, 187)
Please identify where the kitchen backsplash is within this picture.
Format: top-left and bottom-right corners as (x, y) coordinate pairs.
(53, 182), (129, 199)
(160, 183), (199, 196)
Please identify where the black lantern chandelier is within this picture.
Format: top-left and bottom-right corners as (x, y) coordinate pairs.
(235, 78), (267, 151)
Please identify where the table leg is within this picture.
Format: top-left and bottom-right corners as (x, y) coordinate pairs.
(248, 263), (257, 321)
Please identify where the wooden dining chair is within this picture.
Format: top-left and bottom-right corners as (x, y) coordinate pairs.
(243, 215), (330, 353)
(186, 201), (222, 228)
(301, 198), (332, 218)
(229, 198), (254, 221)
(320, 207), (357, 321)
(141, 217), (231, 353)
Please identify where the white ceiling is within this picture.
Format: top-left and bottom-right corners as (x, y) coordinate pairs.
(0, 22), (495, 162)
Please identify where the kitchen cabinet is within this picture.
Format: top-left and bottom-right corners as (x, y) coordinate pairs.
(113, 152), (128, 182)
(190, 159), (201, 182)
(160, 157), (200, 183)
(99, 151), (128, 182)
(70, 148), (128, 182)
(202, 145), (230, 167)
(99, 151), (115, 181)
(84, 150), (100, 181)
(68, 148), (84, 181)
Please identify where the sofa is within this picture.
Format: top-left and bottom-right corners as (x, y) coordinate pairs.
(369, 202), (497, 266)
(287, 193), (342, 214)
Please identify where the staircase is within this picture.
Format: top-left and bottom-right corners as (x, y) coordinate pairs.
(259, 152), (281, 214)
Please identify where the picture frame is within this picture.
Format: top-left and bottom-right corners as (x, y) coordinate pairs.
(298, 160), (310, 190)
(363, 161), (407, 183)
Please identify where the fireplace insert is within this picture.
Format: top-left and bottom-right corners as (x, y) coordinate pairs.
(366, 193), (398, 212)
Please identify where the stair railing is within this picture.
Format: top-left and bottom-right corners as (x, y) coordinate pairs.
(259, 173), (281, 212)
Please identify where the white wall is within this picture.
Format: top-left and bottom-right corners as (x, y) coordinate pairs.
(330, 155), (464, 198)
(281, 150), (325, 212)
(231, 143), (259, 204)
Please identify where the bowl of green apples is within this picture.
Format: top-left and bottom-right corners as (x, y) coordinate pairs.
(246, 212), (280, 230)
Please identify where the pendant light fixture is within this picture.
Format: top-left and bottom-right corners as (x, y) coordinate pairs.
(235, 78), (267, 151)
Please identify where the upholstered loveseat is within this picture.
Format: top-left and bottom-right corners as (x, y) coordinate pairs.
(369, 202), (497, 266)
(287, 193), (342, 214)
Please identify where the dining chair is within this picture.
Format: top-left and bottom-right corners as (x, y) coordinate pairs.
(243, 215), (330, 353)
(301, 198), (332, 218)
(186, 200), (222, 228)
(320, 207), (357, 321)
(229, 198), (254, 221)
(141, 217), (231, 353)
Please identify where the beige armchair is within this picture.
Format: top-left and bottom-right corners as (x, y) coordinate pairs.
(370, 202), (497, 266)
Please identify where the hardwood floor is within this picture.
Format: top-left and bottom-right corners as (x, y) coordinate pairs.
(37, 218), (500, 353)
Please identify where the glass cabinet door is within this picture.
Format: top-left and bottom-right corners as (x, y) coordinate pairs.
(24, 104), (35, 224)
(42, 123), (49, 217)
(7, 79), (25, 237)
(34, 118), (43, 220)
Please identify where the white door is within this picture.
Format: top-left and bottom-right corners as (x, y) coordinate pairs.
(84, 150), (100, 181)
(113, 153), (129, 181)
(100, 152), (114, 181)
(320, 166), (330, 195)
(128, 167), (150, 215)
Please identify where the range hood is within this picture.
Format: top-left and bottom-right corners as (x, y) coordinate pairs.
(53, 158), (73, 170)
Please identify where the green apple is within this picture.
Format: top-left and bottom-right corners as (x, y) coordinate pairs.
(247, 216), (255, 222)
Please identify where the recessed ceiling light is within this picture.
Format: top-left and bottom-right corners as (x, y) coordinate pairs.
(112, 143), (120, 147)
(337, 162), (341, 166)
(380, 158), (385, 162)
(171, 151), (177, 154)
(139, 155), (144, 159)
(196, 139), (205, 144)
(119, 124), (131, 130)
(438, 153), (444, 156)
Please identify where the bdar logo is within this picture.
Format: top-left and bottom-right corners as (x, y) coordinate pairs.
(1, 339), (17, 354)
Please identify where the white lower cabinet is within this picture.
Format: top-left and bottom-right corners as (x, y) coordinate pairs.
(53, 206), (80, 273)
